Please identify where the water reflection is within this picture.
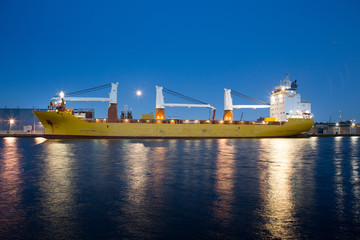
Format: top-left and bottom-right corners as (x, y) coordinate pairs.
(258, 139), (299, 239)
(295, 137), (317, 213)
(34, 137), (47, 145)
(150, 146), (167, 200)
(40, 141), (77, 238)
(213, 139), (235, 226)
(1, 137), (359, 239)
(334, 137), (345, 221)
(121, 142), (152, 237)
(0, 137), (24, 235)
(350, 137), (359, 224)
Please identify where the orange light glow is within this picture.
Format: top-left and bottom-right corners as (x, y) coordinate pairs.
(223, 110), (233, 121)
(155, 108), (165, 120)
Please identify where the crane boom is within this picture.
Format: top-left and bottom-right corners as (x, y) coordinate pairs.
(232, 105), (270, 109)
(164, 103), (215, 109)
(155, 86), (216, 120)
(52, 83), (118, 103)
(223, 88), (270, 121)
(51, 97), (111, 102)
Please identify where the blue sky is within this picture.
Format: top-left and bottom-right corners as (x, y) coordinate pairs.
(1, 0), (359, 122)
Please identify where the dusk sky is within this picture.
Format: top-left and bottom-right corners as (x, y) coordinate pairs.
(1, 0), (359, 122)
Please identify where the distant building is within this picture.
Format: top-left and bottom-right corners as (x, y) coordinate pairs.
(0, 107), (46, 132)
(308, 121), (360, 136)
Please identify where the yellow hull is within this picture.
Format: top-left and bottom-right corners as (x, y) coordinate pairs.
(33, 111), (314, 138)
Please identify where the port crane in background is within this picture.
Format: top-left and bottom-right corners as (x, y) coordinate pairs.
(51, 82), (119, 122)
(155, 86), (216, 120)
(223, 88), (270, 121)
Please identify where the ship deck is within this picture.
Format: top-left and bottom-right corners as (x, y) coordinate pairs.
(86, 118), (287, 125)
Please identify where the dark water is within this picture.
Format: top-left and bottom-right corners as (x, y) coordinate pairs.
(0, 137), (359, 239)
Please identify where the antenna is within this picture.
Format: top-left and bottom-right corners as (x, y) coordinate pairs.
(339, 111), (342, 122)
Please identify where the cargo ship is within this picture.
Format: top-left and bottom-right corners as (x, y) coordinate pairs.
(33, 75), (314, 138)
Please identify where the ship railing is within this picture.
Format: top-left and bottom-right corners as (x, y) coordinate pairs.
(83, 118), (286, 125)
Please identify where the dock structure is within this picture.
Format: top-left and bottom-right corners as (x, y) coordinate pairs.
(307, 122), (360, 136)
(0, 132), (44, 138)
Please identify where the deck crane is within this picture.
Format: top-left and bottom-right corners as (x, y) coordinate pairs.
(223, 88), (270, 121)
(156, 86), (216, 120)
(51, 83), (119, 122)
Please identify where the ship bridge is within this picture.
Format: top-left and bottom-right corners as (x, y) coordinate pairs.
(270, 74), (313, 121)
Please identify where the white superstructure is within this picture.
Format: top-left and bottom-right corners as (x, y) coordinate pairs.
(270, 75), (313, 121)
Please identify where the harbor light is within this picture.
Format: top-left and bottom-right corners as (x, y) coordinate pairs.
(9, 118), (15, 132)
(136, 90), (142, 96)
(351, 119), (356, 127)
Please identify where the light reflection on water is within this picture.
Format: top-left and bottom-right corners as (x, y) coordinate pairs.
(213, 139), (235, 226)
(0, 137), (24, 237)
(334, 137), (345, 225)
(258, 139), (299, 239)
(34, 137), (47, 145)
(39, 141), (78, 239)
(0, 137), (360, 239)
(350, 137), (360, 225)
(120, 142), (152, 237)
